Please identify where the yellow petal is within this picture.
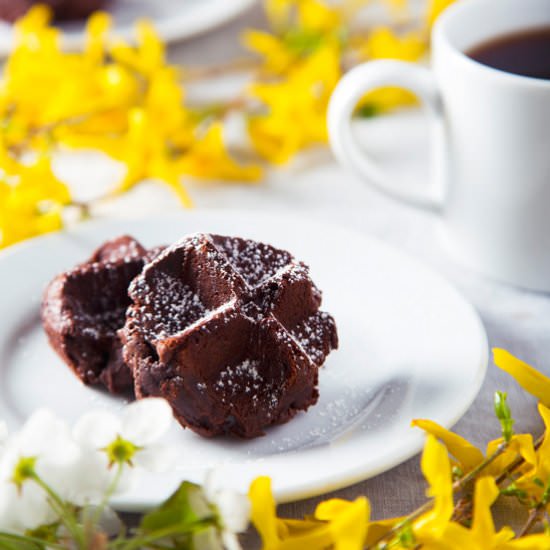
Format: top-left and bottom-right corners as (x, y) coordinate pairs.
(248, 477), (334, 550)
(315, 497), (370, 550)
(249, 477), (280, 548)
(85, 11), (111, 62)
(364, 517), (402, 546)
(297, 0), (341, 33)
(414, 520), (473, 549)
(469, 477), (515, 547)
(412, 419), (484, 471)
(33, 208), (64, 236)
(493, 349), (550, 407)
(364, 27), (426, 62)
(15, 4), (52, 34)
(242, 30), (293, 71)
(485, 434), (536, 476)
(155, 169), (194, 209)
(417, 434), (454, 535)
(181, 123), (261, 182)
(471, 477), (499, 540)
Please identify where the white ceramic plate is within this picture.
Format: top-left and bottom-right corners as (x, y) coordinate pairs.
(0, 211), (487, 511)
(0, 0), (257, 56)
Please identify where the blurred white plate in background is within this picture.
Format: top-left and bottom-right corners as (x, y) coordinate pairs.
(0, 0), (258, 55)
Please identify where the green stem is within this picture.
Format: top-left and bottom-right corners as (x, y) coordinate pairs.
(32, 475), (85, 548)
(495, 434), (544, 486)
(84, 463), (125, 547)
(365, 443), (510, 549)
(111, 520), (212, 550)
(453, 442), (509, 492)
(0, 532), (66, 549)
(69, 201), (92, 220)
(518, 506), (543, 537)
(364, 505), (431, 550)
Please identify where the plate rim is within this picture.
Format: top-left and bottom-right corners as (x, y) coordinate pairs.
(0, 210), (489, 508)
(0, 0), (259, 56)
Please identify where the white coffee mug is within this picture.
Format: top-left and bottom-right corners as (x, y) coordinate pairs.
(328, 0), (550, 291)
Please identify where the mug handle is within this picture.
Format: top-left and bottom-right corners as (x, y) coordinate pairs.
(328, 60), (445, 212)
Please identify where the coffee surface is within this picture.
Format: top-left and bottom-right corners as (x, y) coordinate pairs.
(467, 26), (550, 80)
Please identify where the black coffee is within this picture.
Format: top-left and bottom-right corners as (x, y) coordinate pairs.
(467, 26), (550, 80)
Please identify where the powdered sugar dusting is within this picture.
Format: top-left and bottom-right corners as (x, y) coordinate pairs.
(291, 312), (335, 365)
(212, 236), (292, 287)
(216, 359), (262, 391)
(73, 306), (128, 339)
(132, 272), (209, 340)
(214, 359), (280, 411)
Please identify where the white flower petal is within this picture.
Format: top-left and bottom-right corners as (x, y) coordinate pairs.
(203, 470), (217, 502)
(120, 398), (173, 446)
(73, 410), (121, 449)
(20, 489), (54, 530)
(0, 482), (20, 531)
(18, 409), (76, 464)
(57, 450), (110, 506)
(203, 471), (250, 534)
(0, 445), (19, 482)
(222, 531), (243, 550)
(215, 490), (250, 533)
(134, 443), (178, 473)
(14, 481), (57, 531)
(112, 465), (139, 495)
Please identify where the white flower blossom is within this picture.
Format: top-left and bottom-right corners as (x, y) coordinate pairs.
(0, 409), (80, 532)
(72, 398), (175, 494)
(0, 399), (176, 536)
(204, 471), (250, 550)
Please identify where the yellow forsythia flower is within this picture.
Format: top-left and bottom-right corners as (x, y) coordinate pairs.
(314, 498), (370, 550)
(493, 349), (550, 408)
(264, 0), (341, 33)
(532, 403), (550, 484)
(178, 123), (261, 183)
(412, 418), (484, 471)
(514, 404), (550, 504)
(248, 41), (341, 163)
(296, 0), (341, 34)
(108, 107), (194, 207)
(110, 20), (165, 76)
(357, 27), (427, 114)
(485, 433), (537, 476)
(0, 157), (71, 248)
(413, 435), (454, 541)
(413, 418), (537, 477)
(451, 477), (550, 549)
(407, 436), (550, 549)
(249, 476), (333, 549)
(249, 476), (369, 549)
(0, 7), (261, 235)
(244, 0), (342, 75)
(243, 30), (297, 73)
(364, 27), (426, 62)
(453, 477), (515, 549)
